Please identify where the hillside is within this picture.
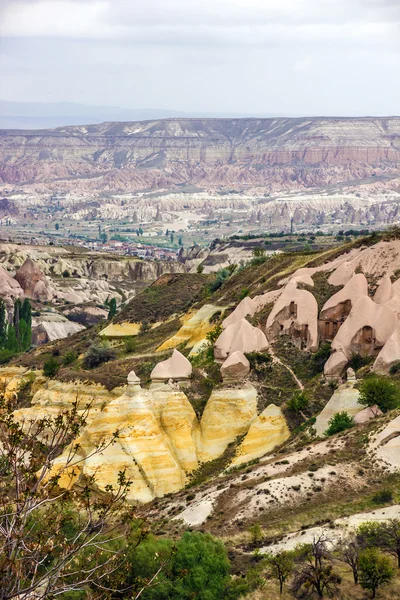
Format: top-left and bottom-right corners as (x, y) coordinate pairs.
(4, 230), (400, 598)
(1, 117), (399, 197)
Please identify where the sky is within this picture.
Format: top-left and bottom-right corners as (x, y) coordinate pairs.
(0, 0), (399, 117)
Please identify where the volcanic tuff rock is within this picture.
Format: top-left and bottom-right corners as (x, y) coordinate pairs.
(15, 258), (56, 302)
(220, 351), (250, 381)
(214, 318), (269, 360)
(1, 117), (399, 195)
(314, 378), (364, 437)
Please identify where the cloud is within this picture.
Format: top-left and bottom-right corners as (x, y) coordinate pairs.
(1, 0), (399, 47)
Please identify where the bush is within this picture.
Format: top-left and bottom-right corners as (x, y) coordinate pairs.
(140, 321), (150, 334)
(62, 270), (70, 278)
(206, 324), (222, 345)
(83, 343), (116, 369)
(196, 264), (204, 274)
(0, 349), (14, 365)
(43, 357), (60, 378)
(359, 375), (400, 413)
(239, 287), (250, 300)
(287, 391), (309, 414)
(389, 361), (400, 375)
(371, 489), (394, 505)
(348, 353), (373, 371)
(62, 351), (77, 366)
(124, 337), (136, 353)
(312, 342), (331, 373)
(324, 411), (354, 436)
(209, 268), (230, 293)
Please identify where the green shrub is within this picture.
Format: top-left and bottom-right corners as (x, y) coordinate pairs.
(196, 264), (204, 274)
(312, 342), (331, 373)
(287, 391), (309, 414)
(43, 357), (60, 378)
(359, 375), (400, 413)
(239, 287), (250, 300)
(206, 324), (222, 345)
(245, 351), (272, 371)
(209, 268), (230, 293)
(348, 353), (373, 371)
(83, 343), (116, 369)
(124, 337), (136, 353)
(62, 351), (77, 366)
(371, 489), (394, 505)
(0, 349), (14, 365)
(389, 361), (400, 375)
(324, 411), (354, 436)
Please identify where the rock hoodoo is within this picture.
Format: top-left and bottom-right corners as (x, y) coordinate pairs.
(266, 282), (319, 351)
(0, 265), (23, 307)
(314, 376), (363, 436)
(319, 273), (368, 341)
(150, 349), (192, 382)
(220, 351), (250, 381)
(15, 258), (55, 302)
(231, 404), (290, 466)
(373, 324), (400, 374)
(331, 296), (397, 359)
(214, 318), (269, 361)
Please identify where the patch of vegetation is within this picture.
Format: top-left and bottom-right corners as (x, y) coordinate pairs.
(115, 273), (212, 324)
(43, 356), (60, 378)
(62, 350), (77, 366)
(83, 342), (116, 369)
(324, 411), (355, 436)
(358, 375), (400, 413)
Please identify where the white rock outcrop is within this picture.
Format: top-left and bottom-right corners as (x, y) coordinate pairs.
(150, 349), (192, 382)
(314, 378), (363, 437)
(214, 318), (269, 361)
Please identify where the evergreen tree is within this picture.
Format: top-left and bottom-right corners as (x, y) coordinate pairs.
(6, 325), (18, 353)
(13, 299), (21, 348)
(21, 298), (32, 328)
(0, 299), (7, 348)
(108, 297), (117, 319)
(19, 319), (32, 351)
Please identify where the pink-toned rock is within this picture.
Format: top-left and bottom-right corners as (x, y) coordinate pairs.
(214, 318), (268, 361)
(324, 350), (348, 379)
(331, 296), (397, 359)
(15, 258), (55, 302)
(150, 349), (192, 382)
(266, 281), (319, 351)
(354, 405), (383, 424)
(374, 276), (392, 305)
(320, 273), (368, 322)
(373, 324), (400, 374)
(220, 351), (250, 380)
(0, 265), (23, 306)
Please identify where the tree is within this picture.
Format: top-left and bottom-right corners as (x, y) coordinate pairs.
(324, 411), (354, 436)
(287, 391), (309, 417)
(178, 236), (183, 246)
(108, 297), (117, 319)
(0, 394), (138, 600)
(265, 550), (295, 595)
(292, 535), (341, 599)
(122, 532), (231, 600)
(20, 299), (32, 329)
(196, 264), (204, 274)
(0, 299), (7, 348)
(100, 232), (108, 244)
(358, 548), (394, 598)
(338, 537), (362, 585)
(13, 299), (21, 347)
(359, 375), (400, 413)
(170, 233), (174, 243)
(55, 222), (60, 230)
(206, 324), (222, 345)
(358, 519), (400, 568)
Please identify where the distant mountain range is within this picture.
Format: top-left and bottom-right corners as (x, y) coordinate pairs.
(0, 99), (292, 130)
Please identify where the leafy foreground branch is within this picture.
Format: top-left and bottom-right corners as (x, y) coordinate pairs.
(0, 395), (149, 600)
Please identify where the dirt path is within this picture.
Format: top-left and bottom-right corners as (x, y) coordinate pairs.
(269, 346), (304, 390)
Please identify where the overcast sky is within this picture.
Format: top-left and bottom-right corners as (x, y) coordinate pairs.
(0, 0), (399, 117)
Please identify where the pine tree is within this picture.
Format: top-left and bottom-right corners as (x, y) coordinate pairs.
(13, 299), (21, 348)
(108, 297), (117, 319)
(21, 298), (32, 328)
(6, 325), (18, 353)
(0, 299), (7, 349)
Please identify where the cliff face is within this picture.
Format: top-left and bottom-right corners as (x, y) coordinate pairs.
(1, 117), (399, 194)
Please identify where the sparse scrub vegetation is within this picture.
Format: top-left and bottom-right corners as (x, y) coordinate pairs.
(359, 375), (400, 413)
(83, 342), (116, 369)
(324, 411), (355, 436)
